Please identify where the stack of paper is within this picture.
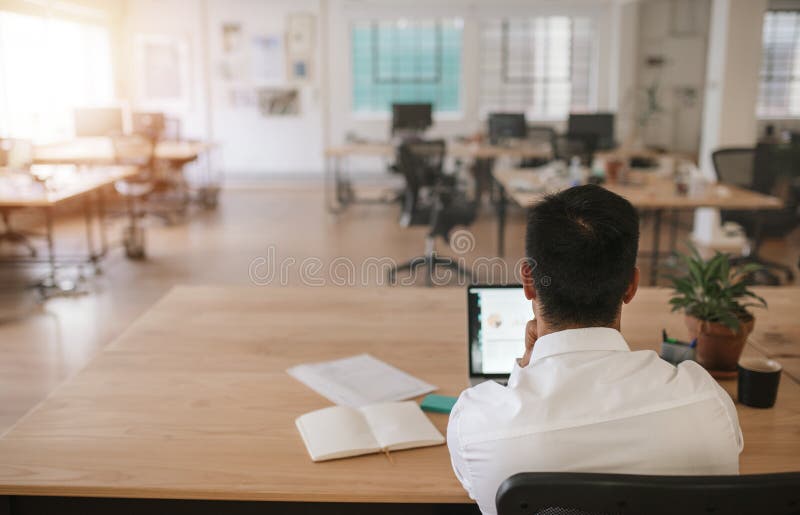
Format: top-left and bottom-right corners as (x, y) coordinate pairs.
(287, 353), (437, 407)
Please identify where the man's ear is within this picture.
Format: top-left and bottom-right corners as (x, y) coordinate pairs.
(622, 266), (640, 304)
(521, 260), (537, 301)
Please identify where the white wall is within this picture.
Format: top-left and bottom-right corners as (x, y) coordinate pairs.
(121, 0), (764, 175)
(634, 0), (710, 155)
(609, 0), (640, 146)
(122, 0), (210, 140)
(205, 0), (324, 175)
(699, 0), (767, 176)
(123, 0), (325, 175)
(326, 0), (619, 151)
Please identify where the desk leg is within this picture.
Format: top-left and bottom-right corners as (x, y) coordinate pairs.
(669, 209), (679, 254)
(83, 196), (98, 271)
(650, 209), (663, 286)
(44, 206), (56, 289)
(325, 155), (346, 214)
(124, 196), (146, 260)
(98, 188), (108, 258)
(496, 179), (507, 258)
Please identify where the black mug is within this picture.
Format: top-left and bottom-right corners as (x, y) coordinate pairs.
(737, 358), (782, 409)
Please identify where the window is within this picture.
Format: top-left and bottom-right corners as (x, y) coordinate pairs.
(480, 17), (595, 120)
(351, 18), (462, 114)
(758, 10), (800, 118)
(0, 10), (114, 142)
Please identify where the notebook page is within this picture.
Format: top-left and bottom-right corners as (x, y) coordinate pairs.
(296, 405), (380, 461)
(360, 401), (445, 452)
(287, 354), (437, 407)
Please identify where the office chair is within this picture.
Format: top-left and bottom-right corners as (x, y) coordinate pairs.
(114, 112), (187, 231)
(520, 126), (557, 168)
(712, 146), (797, 284)
(389, 139), (476, 287)
(554, 132), (597, 166)
(496, 472), (800, 515)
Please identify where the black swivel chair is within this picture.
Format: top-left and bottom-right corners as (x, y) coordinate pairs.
(496, 472), (800, 515)
(389, 139), (476, 287)
(712, 146), (798, 284)
(554, 132), (597, 166)
(520, 126), (557, 168)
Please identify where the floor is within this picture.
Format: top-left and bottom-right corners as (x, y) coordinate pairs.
(0, 182), (798, 435)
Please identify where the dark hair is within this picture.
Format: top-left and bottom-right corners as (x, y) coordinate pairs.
(525, 184), (639, 328)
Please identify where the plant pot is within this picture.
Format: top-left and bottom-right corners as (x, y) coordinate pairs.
(684, 314), (755, 375)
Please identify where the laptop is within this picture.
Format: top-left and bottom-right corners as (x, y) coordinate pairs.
(467, 284), (532, 386)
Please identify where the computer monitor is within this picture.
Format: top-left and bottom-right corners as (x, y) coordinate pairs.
(467, 284), (531, 384)
(567, 113), (615, 150)
(488, 113), (527, 144)
(391, 103), (433, 135)
(74, 107), (124, 138)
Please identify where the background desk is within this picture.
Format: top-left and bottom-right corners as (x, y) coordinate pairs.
(324, 141), (551, 213)
(0, 287), (797, 513)
(33, 138), (213, 166)
(0, 165), (137, 294)
(493, 168), (784, 285)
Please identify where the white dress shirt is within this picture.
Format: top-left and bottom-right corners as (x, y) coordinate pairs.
(447, 327), (743, 515)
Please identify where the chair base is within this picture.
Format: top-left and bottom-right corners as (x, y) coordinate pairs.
(731, 254), (795, 285)
(388, 251), (472, 287)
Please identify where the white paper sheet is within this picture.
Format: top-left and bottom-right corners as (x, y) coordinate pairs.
(287, 354), (437, 407)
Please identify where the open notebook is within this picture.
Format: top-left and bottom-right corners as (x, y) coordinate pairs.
(296, 401), (445, 462)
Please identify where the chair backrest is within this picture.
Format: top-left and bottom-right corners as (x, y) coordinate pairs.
(554, 133), (596, 165)
(711, 147), (755, 188)
(396, 139), (447, 193)
(527, 126), (557, 151)
(131, 112), (166, 142)
(496, 472), (800, 515)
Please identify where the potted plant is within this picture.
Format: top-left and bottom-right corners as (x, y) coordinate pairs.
(667, 247), (767, 376)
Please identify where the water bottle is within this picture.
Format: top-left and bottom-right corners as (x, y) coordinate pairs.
(569, 156), (582, 186)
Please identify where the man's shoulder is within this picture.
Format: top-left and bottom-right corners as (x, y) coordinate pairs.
(450, 380), (515, 431)
(450, 352), (726, 442)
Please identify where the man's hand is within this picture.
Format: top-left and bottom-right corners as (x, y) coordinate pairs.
(517, 319), (538, 368)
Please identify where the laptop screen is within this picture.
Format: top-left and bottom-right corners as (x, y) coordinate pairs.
(467, 285), (532, 377)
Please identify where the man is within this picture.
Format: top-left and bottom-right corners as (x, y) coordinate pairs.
(447, 185), (742, 515)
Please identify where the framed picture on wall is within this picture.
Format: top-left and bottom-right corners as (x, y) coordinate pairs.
(287, 13), (315, 56)
(134, 34), (191, 111)
(286, 12), (315, 82)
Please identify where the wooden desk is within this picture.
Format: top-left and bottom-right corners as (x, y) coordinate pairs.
(0, 165), (138, 296)
(493, 167), (783, 285)
(323, 141), (551, 213)
(33, 138), (214, 166)
(0, 286), (797, 512)
(494, 168), (784, 211)
(324, 141), (550, 160)
(0, 166), (136, 208)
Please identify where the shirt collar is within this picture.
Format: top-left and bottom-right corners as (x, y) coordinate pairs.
(530, 327), (630, 363)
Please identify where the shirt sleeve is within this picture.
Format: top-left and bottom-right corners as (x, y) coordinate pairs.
(447, 394), (475, 499)
(508, 360), (525, 388)
(711, 379), (744, 453)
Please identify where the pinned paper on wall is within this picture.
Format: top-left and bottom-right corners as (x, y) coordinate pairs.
(251, 35), (285, 82)
(257, 88), (299, 116)
(287, 13), (315, 56)
(222, 23), (243, 54)
(286, 13), (315, 83)
(290, 59), (309, 81)
(228, 88), (256, 108)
